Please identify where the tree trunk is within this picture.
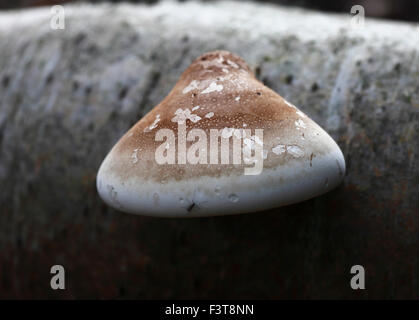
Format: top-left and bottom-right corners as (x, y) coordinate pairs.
(0, 1), (418, 298)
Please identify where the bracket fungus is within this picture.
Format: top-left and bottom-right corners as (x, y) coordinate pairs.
(97, 50), (345, 217)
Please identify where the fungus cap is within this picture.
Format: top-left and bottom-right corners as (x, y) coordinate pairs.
(97, 50), (345, 217)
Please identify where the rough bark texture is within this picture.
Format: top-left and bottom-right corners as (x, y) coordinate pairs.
(0, 1), (418, 299)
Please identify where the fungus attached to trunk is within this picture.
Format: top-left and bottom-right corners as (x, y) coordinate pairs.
(96, 50), (345, 217)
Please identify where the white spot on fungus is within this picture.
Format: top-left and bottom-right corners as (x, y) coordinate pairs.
(188, 114), (201, 123)
(272, 144), (286, 155)
(131, 148), (139, 164)
(144, 114), (161, 132)
(201, 82), (223, 94)
(272, 144), (304, 157)
(171, 108), (201, 124)
(205, 112), (214, 119)
(227, 59), (239, 69)
(295, 119), (306, 130)
(243, 134), (262, 152)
